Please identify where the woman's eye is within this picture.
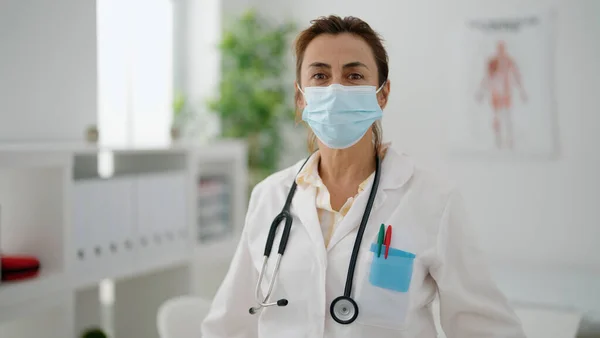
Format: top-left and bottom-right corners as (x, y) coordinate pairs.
(312, 73), (326, 80)
(348, 73), (364, 80)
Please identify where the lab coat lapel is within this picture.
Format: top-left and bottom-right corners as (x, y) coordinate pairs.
(290, 184), (327, 260)
(326, 179), (387, 251)
(326, 149), (414, 251)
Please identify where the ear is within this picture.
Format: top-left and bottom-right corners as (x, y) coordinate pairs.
(295, 80), (306, 110)
(377, 80), (391, 109)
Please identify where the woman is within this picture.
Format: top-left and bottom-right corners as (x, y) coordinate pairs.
(201, 15), (525, 338)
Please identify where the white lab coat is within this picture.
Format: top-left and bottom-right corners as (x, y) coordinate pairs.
(201, 148), (525, 338)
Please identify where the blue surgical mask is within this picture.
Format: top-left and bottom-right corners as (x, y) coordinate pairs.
(298, 83), (385, 149)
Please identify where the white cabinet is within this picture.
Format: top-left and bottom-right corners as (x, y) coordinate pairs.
(72, 178), (136, 287)
(0, 142), (248, 338)
(0, 0), (97, 143)
(134, 172), (190, 272)
(71, 171), (191, 288)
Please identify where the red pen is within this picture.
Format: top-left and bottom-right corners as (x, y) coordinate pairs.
(384, 225), (392, 259)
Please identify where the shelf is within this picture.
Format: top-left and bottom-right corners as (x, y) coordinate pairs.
(0, 142), (191, 155)
(71, 238), (193, 291)
(114, 265), (192, 338)
(0, 140), (248, 336)
(190, 139), (247, 161)
(73, 150), (188, 180)
(126, 253), (191, 281)
(70, 171), (193, 290)
(194, 236), (240, 266)
(0, 291), (72, 338)
(74, 285), (105, 337)
(0, 165), (68, 319)
(191, 237), (239, 300)
(0, 272), (68, 322)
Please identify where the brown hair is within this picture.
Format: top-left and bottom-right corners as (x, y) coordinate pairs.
(293, 15), (389, 154)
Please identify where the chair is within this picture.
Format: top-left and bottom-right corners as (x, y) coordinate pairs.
(157, 296), (212, 338)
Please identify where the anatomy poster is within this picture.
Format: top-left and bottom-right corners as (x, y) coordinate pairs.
(446, 12), (557, 157)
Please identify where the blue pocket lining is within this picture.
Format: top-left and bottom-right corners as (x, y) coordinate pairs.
(370, 243), (416, 259)
(368, 243), (415, 292)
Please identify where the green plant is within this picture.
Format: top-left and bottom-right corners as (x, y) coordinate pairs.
(208, 9), (296, 186)
(80, 328), (108, 338)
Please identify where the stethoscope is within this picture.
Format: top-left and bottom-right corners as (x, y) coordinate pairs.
(249, 153), (382, 325)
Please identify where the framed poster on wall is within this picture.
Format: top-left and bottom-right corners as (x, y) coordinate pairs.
(446, 10), (558, 158)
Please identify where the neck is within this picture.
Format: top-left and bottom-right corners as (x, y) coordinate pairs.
(318, 137), (376, 187)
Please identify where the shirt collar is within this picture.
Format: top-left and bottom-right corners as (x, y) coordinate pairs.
(295, 151), (321, 189)
(289, 144), (414, 192)
(294, 142), (396, 189)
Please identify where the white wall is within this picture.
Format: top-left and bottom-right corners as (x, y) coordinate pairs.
(219, 0), (600, 331)
(0, 0), (97, 143)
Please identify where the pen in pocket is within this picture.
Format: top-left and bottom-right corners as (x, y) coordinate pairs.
(377, 224), (385, 257)
(384, 225), (392, 259)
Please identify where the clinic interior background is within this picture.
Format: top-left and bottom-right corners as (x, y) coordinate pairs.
(0, 0), (599, 337)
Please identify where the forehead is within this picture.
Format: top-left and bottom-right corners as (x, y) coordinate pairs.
(302, 33), (376, 69)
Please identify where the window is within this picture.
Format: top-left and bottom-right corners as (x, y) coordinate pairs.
(97, 0), (173, 148)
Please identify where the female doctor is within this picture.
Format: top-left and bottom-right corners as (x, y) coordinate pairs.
(201, 15), (525, 338)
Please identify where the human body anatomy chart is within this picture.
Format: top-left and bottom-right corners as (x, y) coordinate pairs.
(447, 11), (557, 156)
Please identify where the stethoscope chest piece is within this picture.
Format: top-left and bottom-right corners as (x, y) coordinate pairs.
(330, 296), (359, 325)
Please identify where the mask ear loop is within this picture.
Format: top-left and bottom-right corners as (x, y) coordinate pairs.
(296, 84), (308, 111)
(296, 83), (305, 96)
(375, 80), (388, 111)
(376, 79), (388, 94)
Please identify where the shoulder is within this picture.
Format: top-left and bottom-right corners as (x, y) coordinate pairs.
(388, 152), (469, 245)
(243, 157), (308, 223)
(242, 156), (312, 254)
(251, 158), (305, 197)
(387, 147), (457, 195)
(388, 148), (459, 215)
(411, 161), (457, 201)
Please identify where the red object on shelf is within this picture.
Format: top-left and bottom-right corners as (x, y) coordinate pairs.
(1, 255), (40, 282)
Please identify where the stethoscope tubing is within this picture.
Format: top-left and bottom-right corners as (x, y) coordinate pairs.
(252, 152), (382, 322)
(263, 154), (311, 257)
(342, 155), (381, 297)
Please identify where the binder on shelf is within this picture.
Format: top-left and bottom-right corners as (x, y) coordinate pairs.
(72, 182), (100, 273)
(136, 175), (165, 266)
(104, 178), (135, 275)
(197, 175), (233, 243)
(72, 178), (136, 285)
(160, 172), (188, 258)
(135, 172), (188, 269)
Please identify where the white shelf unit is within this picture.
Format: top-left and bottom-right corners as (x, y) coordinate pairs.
(69, 149), (193, 290)
(0, 151), (72, 329)
(192, 140), (248, 257)
(190, 140), (248, 299)
(1, 291), (74, 338)
(0, 141), (248, 338)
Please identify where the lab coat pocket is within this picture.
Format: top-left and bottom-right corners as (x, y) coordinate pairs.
(356, 243), (415, 330)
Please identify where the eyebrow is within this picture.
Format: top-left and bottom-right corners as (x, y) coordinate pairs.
(308, 61), (369, 70)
